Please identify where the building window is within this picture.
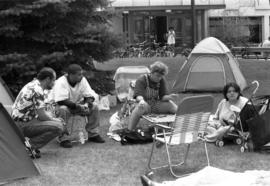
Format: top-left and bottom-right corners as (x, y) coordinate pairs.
(209, 16), (262, 46)
(134, 17), (144, 43)
(133, 12), (150, 43)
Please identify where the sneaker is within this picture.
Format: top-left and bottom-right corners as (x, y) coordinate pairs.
(28, 149), (41, 159)
(88, 135), (105, 143)
(140, 175), (153, 186)
(60, 140), (73, 148)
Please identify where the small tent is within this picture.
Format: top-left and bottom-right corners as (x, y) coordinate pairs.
(0, 76), (14, 113)
(172, 37), (247, 93)
(114, 66), (150, 101)
(0, 103), (40, 184)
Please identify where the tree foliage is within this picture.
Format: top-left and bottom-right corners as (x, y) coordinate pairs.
(0, 0), (121, 95)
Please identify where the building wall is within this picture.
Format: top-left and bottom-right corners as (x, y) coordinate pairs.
(110, 10), (208, 47)
(110, 0), (226, 46)
(111, 0), (225, 7)
(209, 0), (270, 41)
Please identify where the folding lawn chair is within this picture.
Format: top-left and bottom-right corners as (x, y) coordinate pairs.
(145, 95), (214, 177)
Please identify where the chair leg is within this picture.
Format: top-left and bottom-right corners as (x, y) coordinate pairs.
(147, 138), (156, 170)
(183, 144), (190, 164)
(167, 144), (191, 177)
(148, 139), (187, 171)
(148, 141), (208, 178)
(148, 139), (179, 172)
(204, 141), (210, 166)
(169, 142), (209, 178)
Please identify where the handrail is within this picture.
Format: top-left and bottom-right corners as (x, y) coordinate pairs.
(231, 46), (270, 59)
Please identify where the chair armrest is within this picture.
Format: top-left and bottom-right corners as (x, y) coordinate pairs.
(155, 132), (172, 138)
(155, 123), (173, 130)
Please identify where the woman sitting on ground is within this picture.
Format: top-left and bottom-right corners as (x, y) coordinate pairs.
(205, 82), (248, 142)
(128, 61), (178, 131)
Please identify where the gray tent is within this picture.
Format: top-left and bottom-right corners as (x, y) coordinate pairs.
(172, 37), (247, 93)
(0, 76), (14, 113)
(0, 79), (39, 184)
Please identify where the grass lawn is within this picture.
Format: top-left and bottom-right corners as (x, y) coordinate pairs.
(6, 56), (270, 186)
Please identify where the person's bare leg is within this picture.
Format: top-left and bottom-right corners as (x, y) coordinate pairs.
(128, 103), (150, 130)
(152, 100), (177, 114)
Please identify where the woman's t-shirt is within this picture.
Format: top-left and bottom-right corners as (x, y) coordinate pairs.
(214, 96), (248, 124)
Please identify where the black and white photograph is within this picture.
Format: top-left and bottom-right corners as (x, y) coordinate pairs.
(1, 0), (270, 185)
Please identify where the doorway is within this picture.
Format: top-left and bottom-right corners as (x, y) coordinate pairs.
(155, 16), (167, 45)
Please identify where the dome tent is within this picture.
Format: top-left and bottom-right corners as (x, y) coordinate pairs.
(0, 76), (14, 113)
(172, 37), (247, 93)
(0, 77), (39, 184)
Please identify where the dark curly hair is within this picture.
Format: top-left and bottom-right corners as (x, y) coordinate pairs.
(37, 67), (56, 81)
(222, 82), (241, 101)
(150, 61), (168, 76)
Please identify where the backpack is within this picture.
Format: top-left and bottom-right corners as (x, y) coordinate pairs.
(116, 127), (154, 145)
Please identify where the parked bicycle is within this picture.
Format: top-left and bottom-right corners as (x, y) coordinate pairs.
(112, 41), (191, 58)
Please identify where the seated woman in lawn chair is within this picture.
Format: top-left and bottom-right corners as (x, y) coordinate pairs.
(205, 82), (249, 147)
(205, 81), (270, 152)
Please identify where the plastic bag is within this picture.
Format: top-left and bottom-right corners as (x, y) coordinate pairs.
(108, 111), (130, 132)
(109, 112), (122, 132)
(98, 95), (110, 110)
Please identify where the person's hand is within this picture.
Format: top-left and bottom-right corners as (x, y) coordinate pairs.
(129, 99), (136, 104)
(52, 117), (65, 124)
(139, 99), (146, 106)
(85, 101), (93, 109)
(77, 104), (90, 115)
(88, 96), (95, 102)
(76, 104), (85, 111)
(138, 99), (148, 110)
(81, 104), (90, 113)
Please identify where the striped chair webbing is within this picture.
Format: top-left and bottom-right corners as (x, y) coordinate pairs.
(165, 112), (211, 144)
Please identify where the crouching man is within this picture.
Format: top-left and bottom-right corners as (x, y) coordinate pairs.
(12, 67), (65, 158)
(53, 64), (105, 148)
